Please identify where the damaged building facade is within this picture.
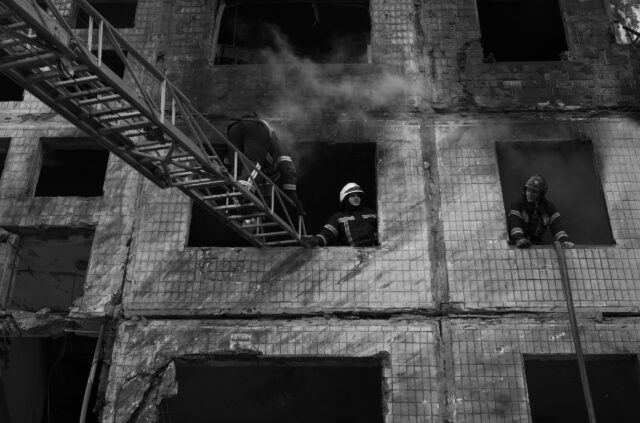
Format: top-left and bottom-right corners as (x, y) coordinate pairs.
(1, 0), (640, 421)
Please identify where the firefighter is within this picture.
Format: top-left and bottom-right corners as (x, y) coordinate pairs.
(226, 113), (303, 213)
(303, 183), (378, 247)
(507, 174), (574, 249)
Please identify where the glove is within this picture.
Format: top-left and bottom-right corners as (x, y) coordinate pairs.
(302, 235), (319, 248)
(285, 190), (306, 216)
(516, 238), (531, 249)
(561, 241), (575, 249)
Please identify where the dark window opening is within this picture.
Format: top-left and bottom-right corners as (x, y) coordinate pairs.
(496, 139), (614, 245)
(159, 356), (384, 423)
(0, 138), (10, 179)
(0, 335), (100, 423)
(95, 50), (127, 78)
(0, 73), (24, 101)
(8, 227), (93, 312)
(35, 138), (109, 197)
(216, 1), (371, 64)
(75, 0), (138, 29)
(524, 354), (640, 423)
(187, 142), (377, 247)
(477, 0), (568, 62)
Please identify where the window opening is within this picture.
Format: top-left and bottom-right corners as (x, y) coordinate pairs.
(8, 227), (94, 312)
(477, 0), (568, 62)
(216, 1), (371, 64)
(34, 138), (109, 197)
(0, 138), (10, 179)
(96, 50), (127, 78)
(0, 74), (25, 101)
(160, 356), (384, 423)
(0, 335), (100, 423)
(75, 0), (138, 29)
(496, 139), (614, 245)
(187, 142), (377, 247)
(524, 354), (640, 423)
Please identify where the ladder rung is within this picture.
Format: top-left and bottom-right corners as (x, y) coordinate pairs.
(0, 38), (23, 49)
(264, 239), (301, 246)
(174, 179), (227, 189)
(99, 121), (154, 135)
(202, 192), (243, 201)
(97, 111), (143, 122)
(215, 202), (255, 211)
(79, 106), (136, 119)
(28, 65), (90, 81)
(256, 231), (289, 238)
(76, 94), (121, 105)
(137, 143), (169, 152)
(243, 222), (278, 229)
(228, 212), (266, 220)
(0, 51), (56, 70)
(53, 75), (100, 87)
(58, 86), (113, 100)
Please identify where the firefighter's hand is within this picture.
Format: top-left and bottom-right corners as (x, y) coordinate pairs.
(302, 235), (318, 248)
(561, 241), (575, 249)
(516, 238), (531, 249)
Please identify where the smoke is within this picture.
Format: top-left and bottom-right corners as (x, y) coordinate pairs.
(255, 26), (426, 124)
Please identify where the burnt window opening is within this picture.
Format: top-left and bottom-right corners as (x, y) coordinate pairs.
(524, 355), (640, 423)
(75, 0), (138, 29)
(216, 1), (371, 64)
(0, 73), (25, 102)
(187, 142), (377, 247)
(8, 227), (94, 313)
(477, 0), (568, 62)
(35, 138), (109, 197)
(159, 356), (384, 423)
(0, 138), (10, 179)
(0, 335), (100, 423)
(496, 139), (614, 246)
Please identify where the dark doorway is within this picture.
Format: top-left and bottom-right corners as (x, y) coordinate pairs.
(35, 138), (109, 197)
(477, 0), (568, 62)
(8, 227), (94, 312)
(160, 356), (384, 423)
(0, 73), (25, 101)
(0, 335), (100, 423)
(524, 354), (640, 423)
(97, 50), (127, 78)
(217, 1), (371, 64)
(496, 139), (614, 245)
(75, 0), (138, 28)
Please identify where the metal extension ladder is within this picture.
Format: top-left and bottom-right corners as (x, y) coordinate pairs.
(0, 0), (306, 246)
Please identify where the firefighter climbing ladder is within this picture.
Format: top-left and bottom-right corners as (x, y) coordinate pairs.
(0, 0), (306, 246)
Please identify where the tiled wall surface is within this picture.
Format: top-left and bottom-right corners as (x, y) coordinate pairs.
(445, 318), (640, 422)
(436, 116), (640, 312)
(123, 120), (432, 315)
(104, 319), (439, 423)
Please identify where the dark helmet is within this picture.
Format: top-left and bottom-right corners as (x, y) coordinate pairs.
(524, 174), (547, 194)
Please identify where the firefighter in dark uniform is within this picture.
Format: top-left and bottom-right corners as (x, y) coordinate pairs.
(226, 113), (302, 212)
(507, 174), (574, 249)
(304, 183), (378, 247)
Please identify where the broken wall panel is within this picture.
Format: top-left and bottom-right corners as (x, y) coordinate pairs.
(103, 319), (438, 422)
(0, 126), (139, 315)
(123, 120), (432, 315)
(445, 318), (640, 422)
(436, 116), (640, 312)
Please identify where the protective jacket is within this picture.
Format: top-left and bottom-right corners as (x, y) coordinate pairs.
(226, 118), (297, 193)
(507, 195), (569, 244)
(315, 207), (378, 247)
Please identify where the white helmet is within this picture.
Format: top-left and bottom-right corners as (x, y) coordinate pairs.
(339, 182), (364, 203)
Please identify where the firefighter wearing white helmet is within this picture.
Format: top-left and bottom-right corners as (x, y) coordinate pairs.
(507, 174), (574, 248)
(303, 182), (378, 247)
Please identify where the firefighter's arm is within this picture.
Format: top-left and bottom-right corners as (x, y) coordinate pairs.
(507, 203), (527, 246)
(548, 204), (573, 248)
